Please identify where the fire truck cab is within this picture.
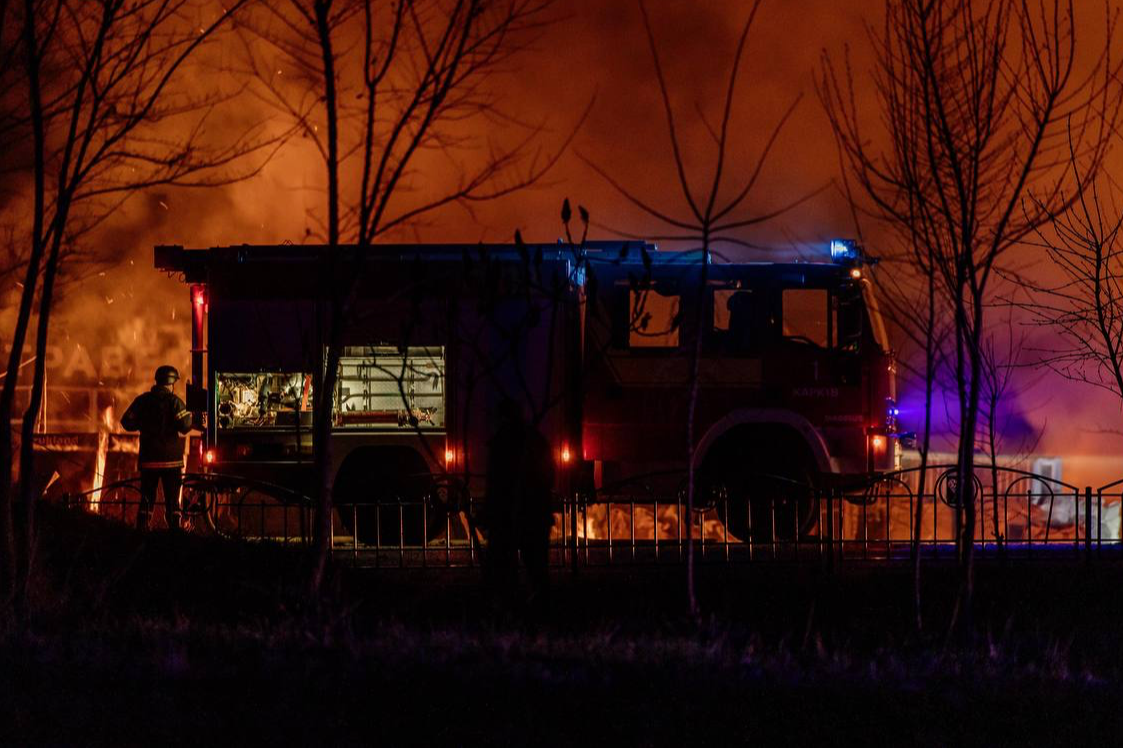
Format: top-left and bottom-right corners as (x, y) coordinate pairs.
(582, 240), (898, 536)
(155, 239), (896, 542)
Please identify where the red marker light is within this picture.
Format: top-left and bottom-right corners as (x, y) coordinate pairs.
(204, 449), (216, 464)
(871, 436), (885, 450)
(445, 448), (455, 467)
(560, 444), (572, 464)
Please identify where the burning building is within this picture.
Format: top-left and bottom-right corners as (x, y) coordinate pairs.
(8, 262), (193, 509)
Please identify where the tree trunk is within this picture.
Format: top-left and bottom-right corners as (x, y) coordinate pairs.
(683, 242), (708, 620)
(15, 228), (65, 609)
(306, 0), (341, 600)
(308, 297), (342, 598)
(0, 0), (48, 610)
(911, 247), (936, 635)
(950, 302), (983, 641)
(987, 393), (1002, 552)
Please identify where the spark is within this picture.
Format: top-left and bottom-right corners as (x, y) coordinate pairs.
(159, 201), (169, 210)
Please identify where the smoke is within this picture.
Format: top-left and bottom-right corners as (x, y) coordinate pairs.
(6, 0), (1123, 482)
(483, 0), (874, 250)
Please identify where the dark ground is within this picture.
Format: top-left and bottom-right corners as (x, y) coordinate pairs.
(3, 505), (1123, 746)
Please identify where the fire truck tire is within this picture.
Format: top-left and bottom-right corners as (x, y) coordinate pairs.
(333, 448), (443, 547)
(701, 431), (819, 543)
(728, 461), (817, 542)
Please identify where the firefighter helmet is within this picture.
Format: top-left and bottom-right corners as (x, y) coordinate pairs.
(154, 365), (180, 386)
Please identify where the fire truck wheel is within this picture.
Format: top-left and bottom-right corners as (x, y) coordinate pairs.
(701, 435), (819, 543)
(333, 448), (443, 547)
(723, 461), (817, 543)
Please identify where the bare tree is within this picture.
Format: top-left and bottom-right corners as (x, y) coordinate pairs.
(977, 302), (1042, 548)
(582, 0), (824, 617)
(819, 0), (1122, 635)
(1016, 144), (1123, 411)
(1, 0), (269, 609)
(242, 0), (573, 596)
(0, 0), (27, 171)
(862, 245), (951, 633)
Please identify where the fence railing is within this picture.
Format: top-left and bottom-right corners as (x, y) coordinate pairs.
(59, 465), (1123, 568)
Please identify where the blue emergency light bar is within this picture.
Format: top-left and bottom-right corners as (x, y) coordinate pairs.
(830, 238), (861, 262)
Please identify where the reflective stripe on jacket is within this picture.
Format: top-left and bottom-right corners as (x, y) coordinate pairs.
(120, 386), (193, 468)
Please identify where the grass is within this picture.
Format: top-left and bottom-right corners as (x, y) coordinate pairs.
(3, 505), (1123, 746)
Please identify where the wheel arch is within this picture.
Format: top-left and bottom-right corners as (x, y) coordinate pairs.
(332, 444), (435, 504)
(694, 409), (836, 475)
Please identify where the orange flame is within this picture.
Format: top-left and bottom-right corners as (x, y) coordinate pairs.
(557, 503), (737, 542)
(89, 405), (113, 513)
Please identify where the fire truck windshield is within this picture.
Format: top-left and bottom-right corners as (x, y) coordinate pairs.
(708, 279), (867, 353)
(781, 288), (829, 346)
(628, 289), (681, 348)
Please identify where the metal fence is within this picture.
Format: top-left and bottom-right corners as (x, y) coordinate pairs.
(60, 464), (1123, 568)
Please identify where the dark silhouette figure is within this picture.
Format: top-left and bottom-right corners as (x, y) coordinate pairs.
(726, 290), (754, 351)
(121, 365), (193, 530)
(484, 399), (556, 614)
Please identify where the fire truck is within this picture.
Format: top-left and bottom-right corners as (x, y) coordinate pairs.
(155, 239), (897, 542)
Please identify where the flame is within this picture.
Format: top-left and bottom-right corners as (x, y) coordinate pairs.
(89, 405), (113, 513)
(558, 503), (736, 542)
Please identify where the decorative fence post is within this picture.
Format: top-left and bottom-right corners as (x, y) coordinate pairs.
(1085, 485), (1093, 563)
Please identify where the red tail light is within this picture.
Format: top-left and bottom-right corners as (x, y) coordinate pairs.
(204, 449), (216, 465)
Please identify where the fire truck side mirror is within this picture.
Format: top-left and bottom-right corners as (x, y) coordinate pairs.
(186, 383), (209, 413)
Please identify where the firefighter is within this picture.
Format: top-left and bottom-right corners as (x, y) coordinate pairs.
(120, 365), (194, 531)
(726, 290), (754, 351)
(484, 398), (556, 613)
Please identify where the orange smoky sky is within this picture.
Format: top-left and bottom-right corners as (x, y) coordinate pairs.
(119, 0), (874, 250)
(22, 0), (1123, 477)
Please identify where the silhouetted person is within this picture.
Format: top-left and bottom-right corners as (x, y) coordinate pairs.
(484, 398), (556, 614)
(121, 365), (193, 531)
(726, 290), (754, 351)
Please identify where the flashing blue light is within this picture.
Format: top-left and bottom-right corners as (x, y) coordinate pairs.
(830, 238), (860, 262)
